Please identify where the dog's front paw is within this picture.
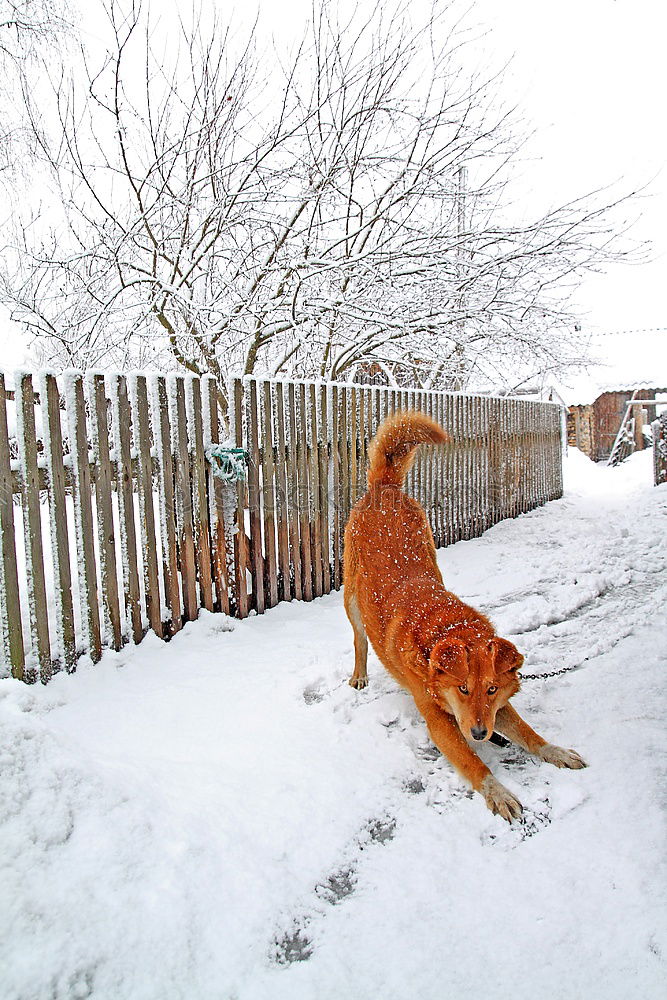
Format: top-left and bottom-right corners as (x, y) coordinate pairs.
(348, 675), (369, 690)
(539, 743), (587, 769)
(480, 775), (523, 822)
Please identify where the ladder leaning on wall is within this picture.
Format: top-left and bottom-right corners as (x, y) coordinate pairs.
(607, 390), (639, 467)
(607, 391), (664, 467)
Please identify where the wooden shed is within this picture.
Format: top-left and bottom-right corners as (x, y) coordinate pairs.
(559, 329), (667, 462)
(568, 387), (667, 462)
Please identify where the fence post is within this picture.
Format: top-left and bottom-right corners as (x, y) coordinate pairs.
(39, 373), (76, 670)
(246, 379), (265, 614)
(0, 374), (25, 680)
(260, 380), (278, 609)
(285, 382), (302, 602)
(111, 375), (143, 643)
(187, 378), (214, 614)
(89, 374), (123, 652)
(336, 385), (349, 580)
(17, 373), (52, 681)
(309, 383), (323, 598)
(232, 378), (250, 618)
(172, 377), (198, 622)
(318, 385), (332, 594)
(653, 412), (667, 486)
(153, 376), (183, 632)
(132, 375), (164, 637)
(272, 381), (291, 604)
(203, 375), (231, 617)
(296, 383), (313, 601)
(65, 373), (102, 664)
(330, 384), (341, 588)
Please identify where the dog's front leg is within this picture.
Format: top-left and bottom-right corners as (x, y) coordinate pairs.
(495, 704), (587, 769)
(412, 692), (523, 822)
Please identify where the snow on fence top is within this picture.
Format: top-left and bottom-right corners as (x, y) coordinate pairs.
(0, 370), (564, 682)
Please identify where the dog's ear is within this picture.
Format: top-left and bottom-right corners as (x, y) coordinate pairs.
(488, 638), (524, 675)
(429, 638), (468, 683)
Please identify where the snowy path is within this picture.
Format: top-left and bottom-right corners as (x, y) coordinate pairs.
(1, 450), (666, 1000)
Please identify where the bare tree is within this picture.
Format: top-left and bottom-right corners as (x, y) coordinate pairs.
(0, 0), (641, 399)
(0, 0), (72, 172)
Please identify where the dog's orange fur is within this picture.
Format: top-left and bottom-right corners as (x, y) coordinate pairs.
(343, 410), (587, 821)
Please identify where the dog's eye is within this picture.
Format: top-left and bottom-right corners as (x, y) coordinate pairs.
(458, 685), (469, 695)
(487, 686), (497, 695)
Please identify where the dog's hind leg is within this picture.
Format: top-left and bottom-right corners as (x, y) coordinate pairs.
(345, 591), (369, 689)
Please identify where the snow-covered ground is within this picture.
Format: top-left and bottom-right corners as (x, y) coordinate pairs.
(1, 448), (666, 1000)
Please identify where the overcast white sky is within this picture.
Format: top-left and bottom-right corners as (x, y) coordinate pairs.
(2, 0), (665, 368)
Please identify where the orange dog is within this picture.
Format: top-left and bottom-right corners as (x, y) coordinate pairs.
(343, 411), (586, 821)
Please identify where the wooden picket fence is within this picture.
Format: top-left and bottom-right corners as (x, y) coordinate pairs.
(0, 371), (564, 683)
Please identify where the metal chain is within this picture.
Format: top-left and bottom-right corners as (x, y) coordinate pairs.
(519, 662), (585, 682)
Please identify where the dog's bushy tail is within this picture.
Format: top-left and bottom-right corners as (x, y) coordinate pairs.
(367, 410), (449, 488)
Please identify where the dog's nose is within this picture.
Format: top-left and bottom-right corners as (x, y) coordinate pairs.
(471, 726), (488, 741)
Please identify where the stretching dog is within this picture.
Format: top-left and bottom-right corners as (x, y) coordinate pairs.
(343, 410), (586, 821)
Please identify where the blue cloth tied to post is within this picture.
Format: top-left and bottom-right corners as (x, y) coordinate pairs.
(206, 445), (248, 483)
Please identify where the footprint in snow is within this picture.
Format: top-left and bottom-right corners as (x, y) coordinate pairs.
(315, 864), (358, 905)
(480, 796), (552, 850)
(302, 680), (327, 704)
(404, 776), (426, 795)
(274, 925), (314, 966)
(362, 815), (397, 846)
(271, 813), (397, 965)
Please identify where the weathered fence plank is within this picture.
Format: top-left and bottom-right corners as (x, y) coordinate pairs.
(65, 373), (102, 663)
(39, 373), (76, 670)
(232, 378), (250, 618)
(337, 385), (350, 567)
(16, 373), (51, 681)
(349, 386), (358, 509)
(89, 374), (122, 652)
(188, 379), (214, 614)
(132, 376), (164, 637)
(172, 377), (198, 622)
(309, 383), (323, 598)
(286, 382), (302, 602)
(246, 379), (265, 614)
(111, 375), (143, 643)
(297, 383), (313, 602)
(153, 376), (183, 632)
(203, 376), (230, 616)
(358, 388), (367, 504)
(319, 385), (331, 594)
(443, 394), (453, 546)
(0, 374), (25, 679)
(273, 382), (291, 604)
(261, 380), (278, 609)
(331, 385), (341, 590)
